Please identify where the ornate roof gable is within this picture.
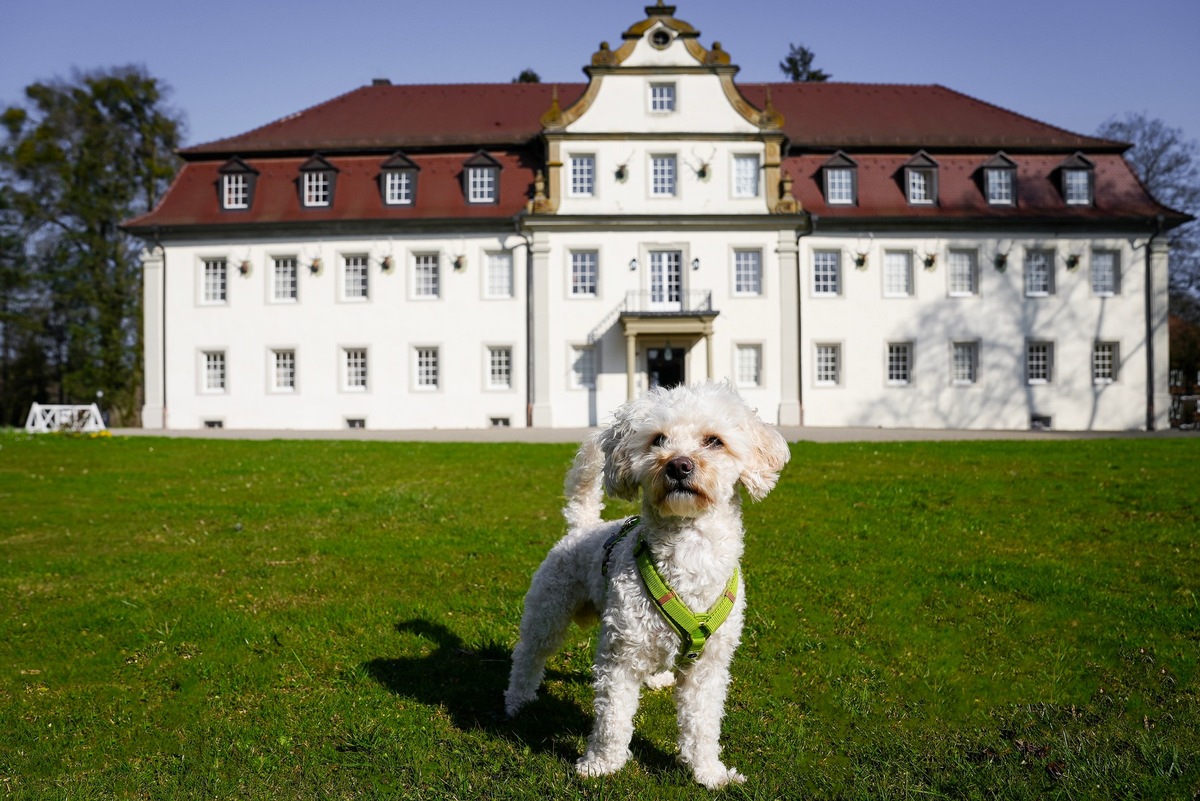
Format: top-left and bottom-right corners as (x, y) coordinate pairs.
(541, 1), (780, 134)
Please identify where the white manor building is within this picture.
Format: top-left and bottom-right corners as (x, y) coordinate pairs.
(125, 2), (1188, 432)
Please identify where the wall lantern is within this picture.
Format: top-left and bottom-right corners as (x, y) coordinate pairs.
(629, 258), (638, 271)
(691, 257), (700, 271)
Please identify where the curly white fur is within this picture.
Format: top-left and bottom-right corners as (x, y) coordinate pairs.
(505, 382), (790, 788)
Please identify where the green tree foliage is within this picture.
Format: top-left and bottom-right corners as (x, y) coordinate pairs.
(512, 69), (541, 84)
(1097, 113), (1200, 318)
(0, 66), (182, 425)
(779, 43), (830, 83)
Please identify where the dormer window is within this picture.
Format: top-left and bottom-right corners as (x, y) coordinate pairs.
(903, 152), (938, 206)
(299, 154), (337, 208)
(1058, 153), (1095, 206)
(980, 152), (1017, 206)
(380, 152), (419, 206)
(650, 82), (676, 113)
(463, 151), (501, 204)
(218, 157), (257, 211)
(822, 151), (858, 206)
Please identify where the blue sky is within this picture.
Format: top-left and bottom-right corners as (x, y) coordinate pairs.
(2, 0), (1197, 151)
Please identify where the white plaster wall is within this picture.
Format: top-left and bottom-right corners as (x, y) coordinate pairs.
(541, 227), (785, 427)
(159, 233), (526, 430)
(556, 137), (769, 217)
(565, 73), (760, 137)
(799, 233), (1157, 431)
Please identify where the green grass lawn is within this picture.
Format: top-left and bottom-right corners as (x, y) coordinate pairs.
(1, 431), (1197, 800)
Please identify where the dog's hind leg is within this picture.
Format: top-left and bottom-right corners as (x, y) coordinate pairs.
(504, 564), (587, 717)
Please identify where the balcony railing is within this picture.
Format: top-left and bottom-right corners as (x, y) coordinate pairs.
(620, 290), (714, 315)
(587, 290), (717, 344)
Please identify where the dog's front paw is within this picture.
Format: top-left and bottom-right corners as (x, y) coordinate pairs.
(693, 764), (746, 789)
(575, 750), (630, 779)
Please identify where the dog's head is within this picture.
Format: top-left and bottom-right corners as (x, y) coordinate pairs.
(597, 382), (790, 517)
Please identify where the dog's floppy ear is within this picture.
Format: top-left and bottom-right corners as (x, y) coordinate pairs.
(597, 398), (643, 501)
(738, 418), (791, 502)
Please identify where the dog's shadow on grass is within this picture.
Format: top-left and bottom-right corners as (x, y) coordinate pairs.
(363, 619), (675, 770)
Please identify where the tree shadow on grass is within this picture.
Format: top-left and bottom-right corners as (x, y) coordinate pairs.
(363, 619), (676, 771)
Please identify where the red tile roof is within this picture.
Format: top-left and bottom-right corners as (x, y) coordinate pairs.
(741, 83), (1123, 152)
(788, 153), (1170, 223)
(125, 151), (535, 231)
(127, 80), (1185, 233)
(182, 83), (588, 156)
(183, 81), (1123, 158)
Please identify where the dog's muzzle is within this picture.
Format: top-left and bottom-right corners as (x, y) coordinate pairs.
(665, 456), (699, 495)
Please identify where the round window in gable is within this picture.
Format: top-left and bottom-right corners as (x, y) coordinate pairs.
(650, 28), (672, 49)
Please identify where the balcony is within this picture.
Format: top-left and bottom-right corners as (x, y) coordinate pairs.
(618, 289), (719, 339)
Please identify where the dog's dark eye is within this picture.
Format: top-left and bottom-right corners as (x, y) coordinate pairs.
(652, 433), (667, 448)
(703, 435), (724, 449)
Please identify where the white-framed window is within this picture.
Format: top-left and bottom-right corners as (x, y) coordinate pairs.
(826, 168), (855, 205)
(952, 341), (979, 385)
(1093, 342), (1118, 384)
(570, 345), (596, 389)
(271, 349), (296, 392)
(907, 169), (934, 204)
(570, 250), (598, 297)
(343, 347), (368, 391)
(1024, 250), (1054, 296)
(1063, 169), (1092, 205)
(887, 342), (913, 386)
(202, 258), (227, 304)
(303, 171), (331, 207)
(415, 346), (439, 390)
(1091, 250), (1120, 296)
(570, 154), (596, 197)
(223, 173), (249, 209)
(384, 170), (414, 205)
(203, 350), (226, 393)
(413, 253), (440, 298)
(342, 254), (369, 301)
(272, 256), (298, 302)
(651, 155), (677, 197)
(649, 82), (676, 112)
(733, 155), (760, 198)
(735, 344), (762, 388)
(485, 251), (514, 299)
(947, 249), (978, 296)
(487, 346), (513, 390)
(733, 250), (763, 296)
(1026, 341), (1053, 384)
(986, 169), (1015, 205)
(813, 251), (841, 296)
(815, 344), (841, 387)
(467, 166), (497, 204)
(884, 251), (914, 297)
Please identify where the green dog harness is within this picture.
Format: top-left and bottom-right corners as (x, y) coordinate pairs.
(603, 516), (739, 663)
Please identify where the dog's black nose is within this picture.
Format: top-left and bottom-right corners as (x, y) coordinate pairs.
(666, 456), (695, 480)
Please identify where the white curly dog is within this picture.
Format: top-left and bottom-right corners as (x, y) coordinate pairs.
(504, 382), (790, 788)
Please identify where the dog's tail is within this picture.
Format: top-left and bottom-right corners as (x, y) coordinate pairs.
(562, 432), (605, 529)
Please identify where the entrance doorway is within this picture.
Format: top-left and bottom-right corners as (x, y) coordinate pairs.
(647, 346), (684, 389)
